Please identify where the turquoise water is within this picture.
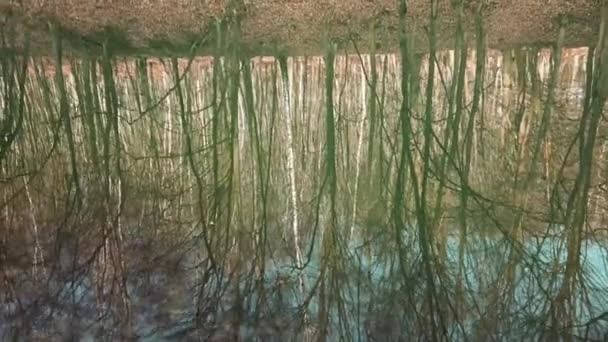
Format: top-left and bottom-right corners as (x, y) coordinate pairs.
(2, 229), (606, 340)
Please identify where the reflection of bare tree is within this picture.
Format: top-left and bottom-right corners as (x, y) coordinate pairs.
(549, 3), (608, 339)
(1, 7), (608, 340)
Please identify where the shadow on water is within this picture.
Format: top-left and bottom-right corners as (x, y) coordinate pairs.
(1, 1), (608, 341)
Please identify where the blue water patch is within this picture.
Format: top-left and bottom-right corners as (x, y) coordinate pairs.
(2, 229), (606, 340)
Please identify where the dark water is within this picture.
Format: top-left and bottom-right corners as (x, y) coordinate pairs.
(1, 11), (608, 341)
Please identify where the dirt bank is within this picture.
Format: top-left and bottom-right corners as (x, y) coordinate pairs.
(0, 0), (601, 55)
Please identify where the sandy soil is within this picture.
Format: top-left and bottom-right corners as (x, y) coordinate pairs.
(0, 0), (601, 55)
